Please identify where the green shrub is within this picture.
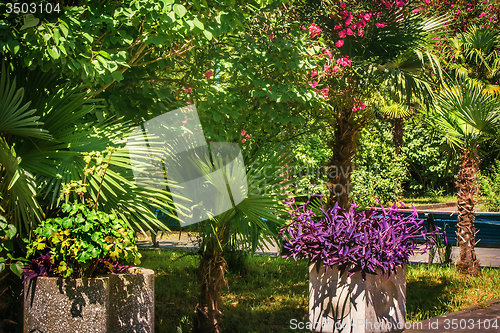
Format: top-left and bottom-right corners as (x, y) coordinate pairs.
(351, 121), (408, 207)
(290, 130), (331, 197)
(402, 119), (458, 196)
(478, 160), (500, 212)
(25, 202), (141, 278)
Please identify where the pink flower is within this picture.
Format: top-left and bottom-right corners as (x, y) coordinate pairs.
(352, 106), (358, 112)
(311, 70), (318, 77)
(396, 0), (405, 7)
(151, 79), (155, 82)
(309, 80), (318, 88)
(186, 101), (191, 105)
(357, 29), (364, 37)
(359, 19), (367, 27)
(335, 39), (344, 48)
(363, 13), (372, 21)
(479, 12), (486, 18)
(346, 28), (353, 35)
(242, 139), (246, 143)
(425, 0), (430, 3)
(412, 8), (420, 13)
(321, 86), (329, 100)
(205, 70), (213, 80)
(375, 22), (385, 28)
(269, 34), (274, 40)
(340, 2), (346, 8)
(324, 65), (331, 72)
(245, 134), (250, 139)
(456, 9), (461, 15)
(309, 23), (322, 38)
(339, 30), (346, 38)
(359, 101), (366, 110)
(324, 49), (333, 59)
(241, 129), (246, 136)
(345, 15), (353, 26)
(334, 24), (342, 30)
(338, 56), (351, 66)
(182, 117), (188, 124)
(332, 66), (339, 73)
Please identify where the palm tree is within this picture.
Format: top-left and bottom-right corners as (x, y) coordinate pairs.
(448, 25), (500, 91)
(193, 144), (296, 333)
(431, 80), (500, 275)
(378, 97), (414, 154)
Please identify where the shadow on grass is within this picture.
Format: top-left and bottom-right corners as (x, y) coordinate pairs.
(140, 249), (200, 333)
(406, 265), (455, 322)
(220, 257), (309, 333)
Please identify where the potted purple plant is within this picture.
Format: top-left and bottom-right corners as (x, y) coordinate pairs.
(280, 197), (443, 333)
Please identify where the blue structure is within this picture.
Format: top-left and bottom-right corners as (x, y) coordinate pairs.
(399, 209), (500, 248)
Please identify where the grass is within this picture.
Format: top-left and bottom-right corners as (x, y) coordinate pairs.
(406, 263), (500, 321)
(401, 195), (497, 212)
(141, 249), (500, 333)
(401, 196), (456, 206)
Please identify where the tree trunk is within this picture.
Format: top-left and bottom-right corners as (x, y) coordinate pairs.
(326, 110), (357, 210)
(193, 250), (227, 333)
(455, 149), (480, 275)
(392, 117), (404, 155)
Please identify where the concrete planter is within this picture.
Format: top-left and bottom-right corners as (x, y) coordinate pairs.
(309, 263), (406, 333)
(24, 267), (154, 333)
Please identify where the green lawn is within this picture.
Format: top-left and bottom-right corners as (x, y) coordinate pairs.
(141, 249), (500, 333)
(401, 196), (456, 206)
(401, 195), (496, 212)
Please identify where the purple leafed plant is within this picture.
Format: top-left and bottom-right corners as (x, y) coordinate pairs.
(21, 253), (55, 283)
(280, 197), (445, 279)
(21, 255), (131, 283)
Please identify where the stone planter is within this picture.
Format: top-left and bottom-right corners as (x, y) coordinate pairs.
(309, 263), (406, 333)
(24, 267), (154, 333)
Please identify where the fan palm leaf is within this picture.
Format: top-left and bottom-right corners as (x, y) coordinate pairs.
(0, 62), (47, 233)
(0, 138), (43, 235)
(432, 81), (500, 151)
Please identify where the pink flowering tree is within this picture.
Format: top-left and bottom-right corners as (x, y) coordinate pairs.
(415, 0), (500, 89)
(293, 0), (445, 209)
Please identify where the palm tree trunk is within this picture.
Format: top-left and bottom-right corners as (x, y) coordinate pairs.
(455, 149), (480, 275)
(392, 118), (404, 155)
(326, 110), (357, 210)
(193, 249), (227, 333)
